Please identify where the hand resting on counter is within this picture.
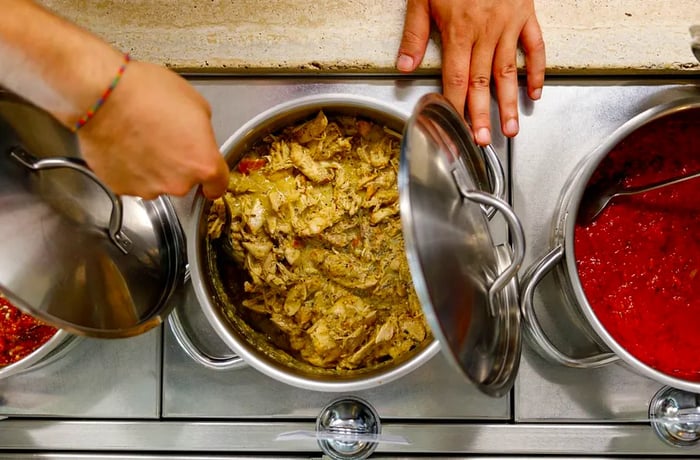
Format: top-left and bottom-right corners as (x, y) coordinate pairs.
(397, 0), (546, 146)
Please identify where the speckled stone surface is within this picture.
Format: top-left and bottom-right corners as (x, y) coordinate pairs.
(39, 0), (700, 74)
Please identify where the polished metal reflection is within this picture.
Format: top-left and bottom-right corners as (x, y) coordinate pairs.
(316, 396), (381, 460)
(650, 386), (700, 447)
(0, 419), (697, 455)
(0, 92), (185, 337)
(0, 328), (161, 418)
(399, 93), (524, 397)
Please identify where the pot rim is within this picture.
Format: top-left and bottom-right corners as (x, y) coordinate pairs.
(562, 95), (700, 392)
(188, 93), (441, 392)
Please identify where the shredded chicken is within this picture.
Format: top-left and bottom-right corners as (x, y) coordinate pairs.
(207, 111), (431, 371)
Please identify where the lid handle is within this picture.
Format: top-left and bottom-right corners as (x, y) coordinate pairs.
(452, 164), (525, 312)
(459, 188), (525, 312)
(480, 143), (506, 219)
(8, 147), (133, 254)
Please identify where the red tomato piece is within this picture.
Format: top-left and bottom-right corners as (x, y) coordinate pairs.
(237, 158), (267, 174)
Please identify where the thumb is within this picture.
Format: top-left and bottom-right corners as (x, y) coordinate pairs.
(396, 0), (431, 72)
(201, 155), (230, 200)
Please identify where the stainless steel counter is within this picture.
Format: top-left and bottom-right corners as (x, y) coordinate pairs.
(0, 455), (683, 460)
(0, 420), (695, 455)
(0, 77), (698, 457)
(0, 329), (160, 418)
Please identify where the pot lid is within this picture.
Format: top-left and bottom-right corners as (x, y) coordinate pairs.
(0, 92), (185, 338)
(399, 93), (525, 397)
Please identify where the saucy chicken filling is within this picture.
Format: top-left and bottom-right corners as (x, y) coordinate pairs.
(206, 111), (431, 370)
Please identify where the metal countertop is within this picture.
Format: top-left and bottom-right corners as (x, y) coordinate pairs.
(0, 77), (698, 457)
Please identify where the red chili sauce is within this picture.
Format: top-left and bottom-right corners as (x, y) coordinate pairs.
(574, 108), (700, 381)
(0, 295), (57, 366)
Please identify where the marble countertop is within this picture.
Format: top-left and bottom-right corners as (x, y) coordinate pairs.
(40, 0), (700, 75)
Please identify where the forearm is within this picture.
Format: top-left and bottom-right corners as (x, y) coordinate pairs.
(0, 0), (123, 127)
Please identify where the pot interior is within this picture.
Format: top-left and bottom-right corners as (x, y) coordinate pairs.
(195, 97), (437, 382)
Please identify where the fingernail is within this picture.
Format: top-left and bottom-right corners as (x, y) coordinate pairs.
(531, 88), (542, 100)
(396, 54), (414, 72)
(505, 118), (519, 137)
(476, 127), (491, 145)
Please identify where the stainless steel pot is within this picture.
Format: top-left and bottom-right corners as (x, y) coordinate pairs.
(188, 93), (525, 394)
(520, 92), (700, 392)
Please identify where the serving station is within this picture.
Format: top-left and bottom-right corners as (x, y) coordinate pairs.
(0, 76), (698, 458)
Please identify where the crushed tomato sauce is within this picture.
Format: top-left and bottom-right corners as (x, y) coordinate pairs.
(574, 109), (700, 381)
(0, 295), (57, 366)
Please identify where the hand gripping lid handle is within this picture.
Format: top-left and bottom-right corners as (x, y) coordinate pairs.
(9, 146), (132, 254)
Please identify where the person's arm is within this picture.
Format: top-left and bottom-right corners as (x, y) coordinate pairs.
(0, 0), (229, 199)
(396, 0), (546, 146)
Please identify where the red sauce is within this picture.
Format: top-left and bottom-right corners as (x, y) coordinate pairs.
(0, 295), (57, 366)
(574, 109), (700, 381)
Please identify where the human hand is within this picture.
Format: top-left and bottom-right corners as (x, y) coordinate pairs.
(76, 61), (229, 200)
(1, 1), (228, 200)
(397, 0), (546, 145)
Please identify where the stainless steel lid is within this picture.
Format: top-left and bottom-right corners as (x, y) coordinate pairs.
(399, 93), (525, 397)
(0, 92), (186, 338)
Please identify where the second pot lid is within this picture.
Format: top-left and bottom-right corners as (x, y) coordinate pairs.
(0, 91), (186, 338)
(399, 93), (525, 397)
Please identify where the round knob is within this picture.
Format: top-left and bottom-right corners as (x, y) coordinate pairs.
(649, 386), (700, 447)
(316, 396), (381, 460)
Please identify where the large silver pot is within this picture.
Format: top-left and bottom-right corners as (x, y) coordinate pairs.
(520, 92), (700, 393)
(188, 95), (440, 392)
(187, 93), (524, 393)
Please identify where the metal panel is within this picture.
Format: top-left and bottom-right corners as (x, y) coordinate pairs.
(0, 456), (685, 460)
(0, 328), (161, 418)
(0, 420), (695, 455)
(0, 456), (686, 460)
(1, 77), (698, 456)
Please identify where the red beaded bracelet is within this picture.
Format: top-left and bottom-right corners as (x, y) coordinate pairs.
(72, 53), (131, 132)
